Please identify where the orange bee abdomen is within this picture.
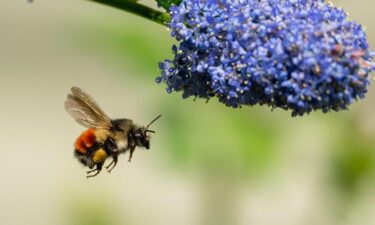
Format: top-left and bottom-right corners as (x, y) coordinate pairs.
(74, 129), (96, 154)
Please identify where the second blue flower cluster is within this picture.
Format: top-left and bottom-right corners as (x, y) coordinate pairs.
(156, 0), (374, 116)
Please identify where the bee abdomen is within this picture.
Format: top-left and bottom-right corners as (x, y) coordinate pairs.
(74, 150), (95, 168)
(74, 128), (96, 154)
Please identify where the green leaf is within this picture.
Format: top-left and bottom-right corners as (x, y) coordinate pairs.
(155, 0), (182, 11)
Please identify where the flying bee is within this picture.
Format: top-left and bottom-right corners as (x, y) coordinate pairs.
(64, 87), (161, 178)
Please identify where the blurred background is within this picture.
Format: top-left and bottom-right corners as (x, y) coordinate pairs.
(1, 0), (375, 225)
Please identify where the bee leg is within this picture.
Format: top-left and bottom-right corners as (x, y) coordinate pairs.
(105, 152), (117, 169)
(106, 154), (118, 173)
(86, 168), (98, 174)
(86, 163), (103, 178)
(86, 170), (101, 178)
(105, 160), (114, 170)
(128, 146), (136, 162)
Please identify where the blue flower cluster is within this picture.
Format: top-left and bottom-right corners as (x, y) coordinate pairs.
(156, 0), (374, 116)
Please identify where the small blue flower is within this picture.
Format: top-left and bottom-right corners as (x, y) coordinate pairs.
(156, 0), (374, 116)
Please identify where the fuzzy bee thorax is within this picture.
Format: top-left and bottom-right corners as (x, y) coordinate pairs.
(112, 131), (128, 151)
(94, 129), (110, 143)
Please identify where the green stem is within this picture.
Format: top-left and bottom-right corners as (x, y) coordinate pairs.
(87, 0), (170, 26)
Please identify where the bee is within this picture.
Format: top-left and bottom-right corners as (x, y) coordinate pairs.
(64, 87), (161, 178)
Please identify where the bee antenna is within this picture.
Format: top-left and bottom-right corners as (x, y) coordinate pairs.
(147, 114), (162, 129)
(146, 129), (156, 133)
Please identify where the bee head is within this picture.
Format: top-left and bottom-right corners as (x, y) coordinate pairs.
(134, 115), (161, 150)
(134, 127), (151, 149)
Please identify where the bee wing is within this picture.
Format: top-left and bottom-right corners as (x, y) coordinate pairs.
(65, 87), (112, 130)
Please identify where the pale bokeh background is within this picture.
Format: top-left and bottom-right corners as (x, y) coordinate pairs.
(0, 1), (375, 225)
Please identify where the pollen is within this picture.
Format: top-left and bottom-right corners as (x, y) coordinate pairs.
(92, 149), (107, 163)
